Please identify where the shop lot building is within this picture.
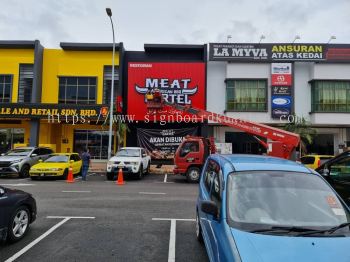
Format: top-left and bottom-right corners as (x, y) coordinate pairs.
(1, 41), (350, 159)
(207, 43), (350, 155)
(0, 40), (124, 159)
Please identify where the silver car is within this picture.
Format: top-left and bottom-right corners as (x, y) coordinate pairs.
(0, 147), (54, 178)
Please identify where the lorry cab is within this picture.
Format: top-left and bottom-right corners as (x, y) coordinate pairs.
(173, 136), (211, 182)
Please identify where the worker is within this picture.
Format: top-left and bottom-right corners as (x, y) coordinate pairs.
(153, 88), (162, 103)
(145, 88), (154, 101)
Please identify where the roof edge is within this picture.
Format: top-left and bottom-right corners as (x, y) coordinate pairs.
(60, 42), (121, 51)
(0, 40), (37, 49)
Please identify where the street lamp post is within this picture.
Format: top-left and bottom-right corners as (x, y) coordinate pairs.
(106, 7), (116, 160)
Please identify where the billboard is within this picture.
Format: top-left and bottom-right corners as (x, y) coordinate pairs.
(209, 43), (350, 62)
(137, 127), (198, 160)
(127, 62), (206, 121)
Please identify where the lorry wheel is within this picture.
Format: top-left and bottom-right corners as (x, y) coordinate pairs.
(186, 167), (201, 183)
(19, 165), (30, 178)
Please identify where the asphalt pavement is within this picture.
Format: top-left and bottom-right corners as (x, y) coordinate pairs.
(0, 173), (208, 262)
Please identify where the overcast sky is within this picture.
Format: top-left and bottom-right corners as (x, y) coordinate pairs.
(1, 0), (349, 50)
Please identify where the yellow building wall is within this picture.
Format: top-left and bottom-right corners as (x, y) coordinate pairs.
(41, 50), (120, 104)
(37, 120), (113, 153)
(0, 49), (34, 103)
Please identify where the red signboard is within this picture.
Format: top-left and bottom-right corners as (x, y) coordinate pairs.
(271, 74), (292, 86)
(127, 62), (206, 121)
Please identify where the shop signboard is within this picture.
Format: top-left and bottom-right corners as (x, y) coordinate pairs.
(127, 62), (206, 121)
(0, 103), (109, 121)
(209, 43), (350, 62)
(271, 63), (293, 119)
(271, 86), (291, 96)
(271, 95), (293, 119)
(137, 127), (198, 160)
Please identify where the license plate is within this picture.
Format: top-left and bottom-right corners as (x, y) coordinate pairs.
(40, 173), (44, 177)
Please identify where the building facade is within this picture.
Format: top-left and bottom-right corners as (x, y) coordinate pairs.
(0, 41), (124, 159)
(124, 44), (207, 163)
(1, 40), (350, 159)
(207, 43), (350, 155)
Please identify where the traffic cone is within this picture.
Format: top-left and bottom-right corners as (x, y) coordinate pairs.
(66, 165), (74, 183)
(116, 168), (125, 185)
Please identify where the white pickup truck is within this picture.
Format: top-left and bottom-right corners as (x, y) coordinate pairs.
(106, 147), (151, 180)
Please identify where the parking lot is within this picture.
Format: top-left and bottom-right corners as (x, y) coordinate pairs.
(0, 172), (208, 262)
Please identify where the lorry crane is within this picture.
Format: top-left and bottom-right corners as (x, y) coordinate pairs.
(145, 92), (300, 182)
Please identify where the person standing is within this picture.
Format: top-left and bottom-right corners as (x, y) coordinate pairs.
(81, 148), (91, 181)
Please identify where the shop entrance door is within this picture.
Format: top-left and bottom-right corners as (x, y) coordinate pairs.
(225, 132), (266, 155)
(0, 128), (24, 153)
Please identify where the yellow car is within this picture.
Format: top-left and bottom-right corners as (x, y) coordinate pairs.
(30, 153), (82, 180)
(300, 155), (334, 169)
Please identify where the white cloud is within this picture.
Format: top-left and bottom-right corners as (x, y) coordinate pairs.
(0, 0), (348, 50)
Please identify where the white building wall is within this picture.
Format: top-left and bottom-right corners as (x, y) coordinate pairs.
(313, 64), (350, 79)
(294, 62), (313, 121)
(207, 60), (350, 153)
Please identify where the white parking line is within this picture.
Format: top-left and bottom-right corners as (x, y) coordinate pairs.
(61, 190), (91, 193)
(0, 183), (35, 186)
(152, 218), (195, 262)
(4, 218), (70, 262)
(47, 216), (96, 219)
(139, 192), (166, 195)
(169, 219), (176, 262)
(164, 174), (168, 183)
(5, 216), (95, 262)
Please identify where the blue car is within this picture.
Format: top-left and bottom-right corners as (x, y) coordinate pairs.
(196, 154), (350, 262)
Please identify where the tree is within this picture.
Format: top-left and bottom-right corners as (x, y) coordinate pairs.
(101, 112), (130, 152)
(284, 115), (317, 156)
(115, 120), (130, 150)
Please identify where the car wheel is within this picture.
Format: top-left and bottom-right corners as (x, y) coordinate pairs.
(186, 167), (201, 183)
(106, 172), (114, 181)
(137, 165), (143, 180)
(30, 176), (38, 181)
(19, 165), (30, 178)
(7, 206), (30, 243)
(62, 169), (68, 180)
(196, 212), (203, 243)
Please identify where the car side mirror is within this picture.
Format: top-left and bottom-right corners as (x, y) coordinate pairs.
(70, 160), (74, 163)
(31, 153), (38, 157)
(201, 200), (218, 220)
(322, 168), (330, 176)
(142, 153), (147, 157)
(39, 159), (43, 163)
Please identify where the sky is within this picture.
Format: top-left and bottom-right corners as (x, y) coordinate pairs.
(0, 0), (349, 51)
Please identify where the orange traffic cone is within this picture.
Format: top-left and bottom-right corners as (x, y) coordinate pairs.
(66, 165), (74, 183)
(116, 168), (125, 185)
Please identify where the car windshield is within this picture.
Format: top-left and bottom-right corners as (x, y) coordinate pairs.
(227, 171), (350, 233)
(116, 149), (140, 157)
(5, 148), (32, 156)
(45, 155), (68, 163)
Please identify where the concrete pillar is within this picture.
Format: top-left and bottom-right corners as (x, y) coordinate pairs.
(29, 119), (40, 146)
